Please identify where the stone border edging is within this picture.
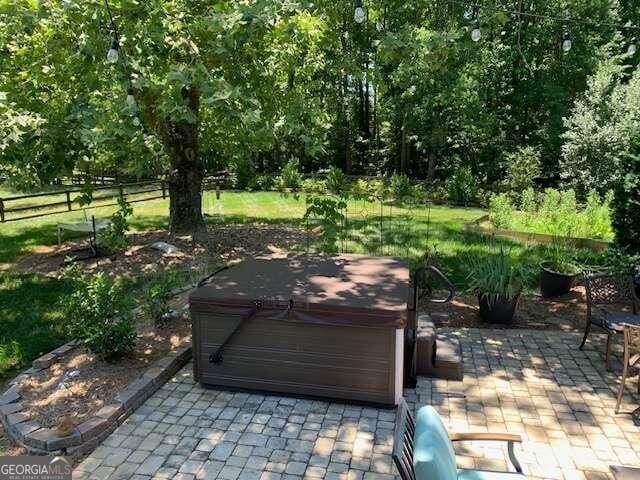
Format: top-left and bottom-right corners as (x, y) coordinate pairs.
(466, 214), (611, 251)
(0, 341), (192, 457)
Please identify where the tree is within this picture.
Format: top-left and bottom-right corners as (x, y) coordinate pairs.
(0, 1), (326, 234)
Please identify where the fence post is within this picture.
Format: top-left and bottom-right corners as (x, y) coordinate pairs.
(0, 198), (4, 223)
(66, 191), (72, 211)
(161, 180), (166, 199)
(118, 185), (124, 201)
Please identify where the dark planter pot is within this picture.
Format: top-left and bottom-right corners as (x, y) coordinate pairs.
(539, 262), (578, 298)
(477, 293), (520, 324)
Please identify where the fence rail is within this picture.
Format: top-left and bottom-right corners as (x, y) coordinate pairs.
(0, 176), (226, 223)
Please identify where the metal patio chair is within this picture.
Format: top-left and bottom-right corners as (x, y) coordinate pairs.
(615, 323), (640, 414)
(580, 273), (640, 371)
(392, 399), (524, 480)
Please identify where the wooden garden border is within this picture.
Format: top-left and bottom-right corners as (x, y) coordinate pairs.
(465, 215), (611, 252)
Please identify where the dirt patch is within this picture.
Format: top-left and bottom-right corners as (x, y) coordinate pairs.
(8, 223), (307, 280)
(18, 291), (191, 430)
(423, 288), (589, 331)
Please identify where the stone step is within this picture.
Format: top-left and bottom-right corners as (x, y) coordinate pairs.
(415, 315), (463, 381)
(432, 336), (463, 381)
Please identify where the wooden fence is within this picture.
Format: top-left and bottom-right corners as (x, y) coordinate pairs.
(0, 176), (226, 223)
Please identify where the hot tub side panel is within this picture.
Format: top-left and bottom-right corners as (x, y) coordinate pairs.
(192, 312), (398, 405)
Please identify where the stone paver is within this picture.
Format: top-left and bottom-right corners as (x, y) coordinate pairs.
(74, 329), (640, 480)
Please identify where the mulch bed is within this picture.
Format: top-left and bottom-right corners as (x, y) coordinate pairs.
(17, 291), (191, 431)
(6, 223), (308, 279)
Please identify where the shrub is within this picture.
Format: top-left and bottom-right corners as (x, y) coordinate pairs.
(326, 167), (349, 194)
(520, 187), (536, 225)
(60, 267), (136, 361)
(228, 157), (256, 190)
(277, 159), (302, 190)
(301, 178), (327, 194)
(353, 178), (385, 197)
(611, 168), (640, 253)
(580, 190), (613, 239)
(304, 195), (347, 253)
(488, 193), (513, 229)
(446, 167), (478, 205)
(255, 174), (276, 191)
(99, 196), (133, 252)
(142, 272), (179, 326)
(389, 173), (412, 199)
(600, 246), (640, 274)
(504, 146), (541, 193)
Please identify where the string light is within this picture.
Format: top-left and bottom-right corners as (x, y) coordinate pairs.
(354, 0), (365, 24)
(106, 38), (119, 63)
(562, 29), (572, 53)
(126, 87), (136, 108)
(450, 0), (638, 53)
(471, 19), (481, 42)
(471, 5), (481, 42)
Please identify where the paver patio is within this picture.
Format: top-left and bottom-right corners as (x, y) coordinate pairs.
(74, 328), (640, 480)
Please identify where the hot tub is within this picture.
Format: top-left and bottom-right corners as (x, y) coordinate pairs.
(190, 253), (413, 406)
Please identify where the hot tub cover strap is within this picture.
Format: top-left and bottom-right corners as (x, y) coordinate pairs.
(209, 299), (264, 365)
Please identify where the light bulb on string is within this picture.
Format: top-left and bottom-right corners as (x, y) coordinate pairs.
(562, 30), (572, 53)
(628, 37), (637, 55)
(471, 19), (481, 42)
(106, 38), (119, 63)
(126, 87), (136, 108)
(354, 0), (365, 24)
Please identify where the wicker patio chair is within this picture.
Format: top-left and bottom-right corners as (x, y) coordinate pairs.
(580, 273), (640, 371)
(615, 323), (640, 414)
(392, 399), (524, 480)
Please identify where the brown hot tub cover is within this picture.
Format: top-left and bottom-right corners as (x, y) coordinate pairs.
(190, 253), (411, 328)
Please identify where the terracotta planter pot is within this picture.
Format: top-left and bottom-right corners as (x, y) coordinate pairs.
(540, 262), (578, 298)
(477, 293), (520, 324)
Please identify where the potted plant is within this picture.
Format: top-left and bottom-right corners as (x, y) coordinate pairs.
(467, 247), (525, 324)
(540, 246), (580, 298)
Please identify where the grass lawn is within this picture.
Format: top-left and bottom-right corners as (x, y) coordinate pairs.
(0, 190), (605, 381)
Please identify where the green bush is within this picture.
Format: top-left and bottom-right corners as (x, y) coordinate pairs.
(277, 159), (302, 191)
(389, 173), (412, 199)
(504, 146), (541, 193)
(612, 167), (640, 253)
(446, 167), (478, 205)
(600, 246), (640, 274)
(301, 178), (327, 194)
(228, 157), (256, 190)
(99, 196), (133, 252)
(489, 193), (514, 229)
(326, 167), (349, 194)
(60, 267), (136, 361)
(353, 178), (385, 197)
(142, 272), (179, 326)
(255, 174), (276, 191)
(520, 188), (536, 225)
(304, 195), (347, 253)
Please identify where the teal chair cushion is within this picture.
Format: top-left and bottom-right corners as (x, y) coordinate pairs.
(457, 469), (524, 480)
(413, 406), (457, 480)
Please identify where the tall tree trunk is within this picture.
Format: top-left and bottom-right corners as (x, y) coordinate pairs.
(158, 88), (205, 236)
